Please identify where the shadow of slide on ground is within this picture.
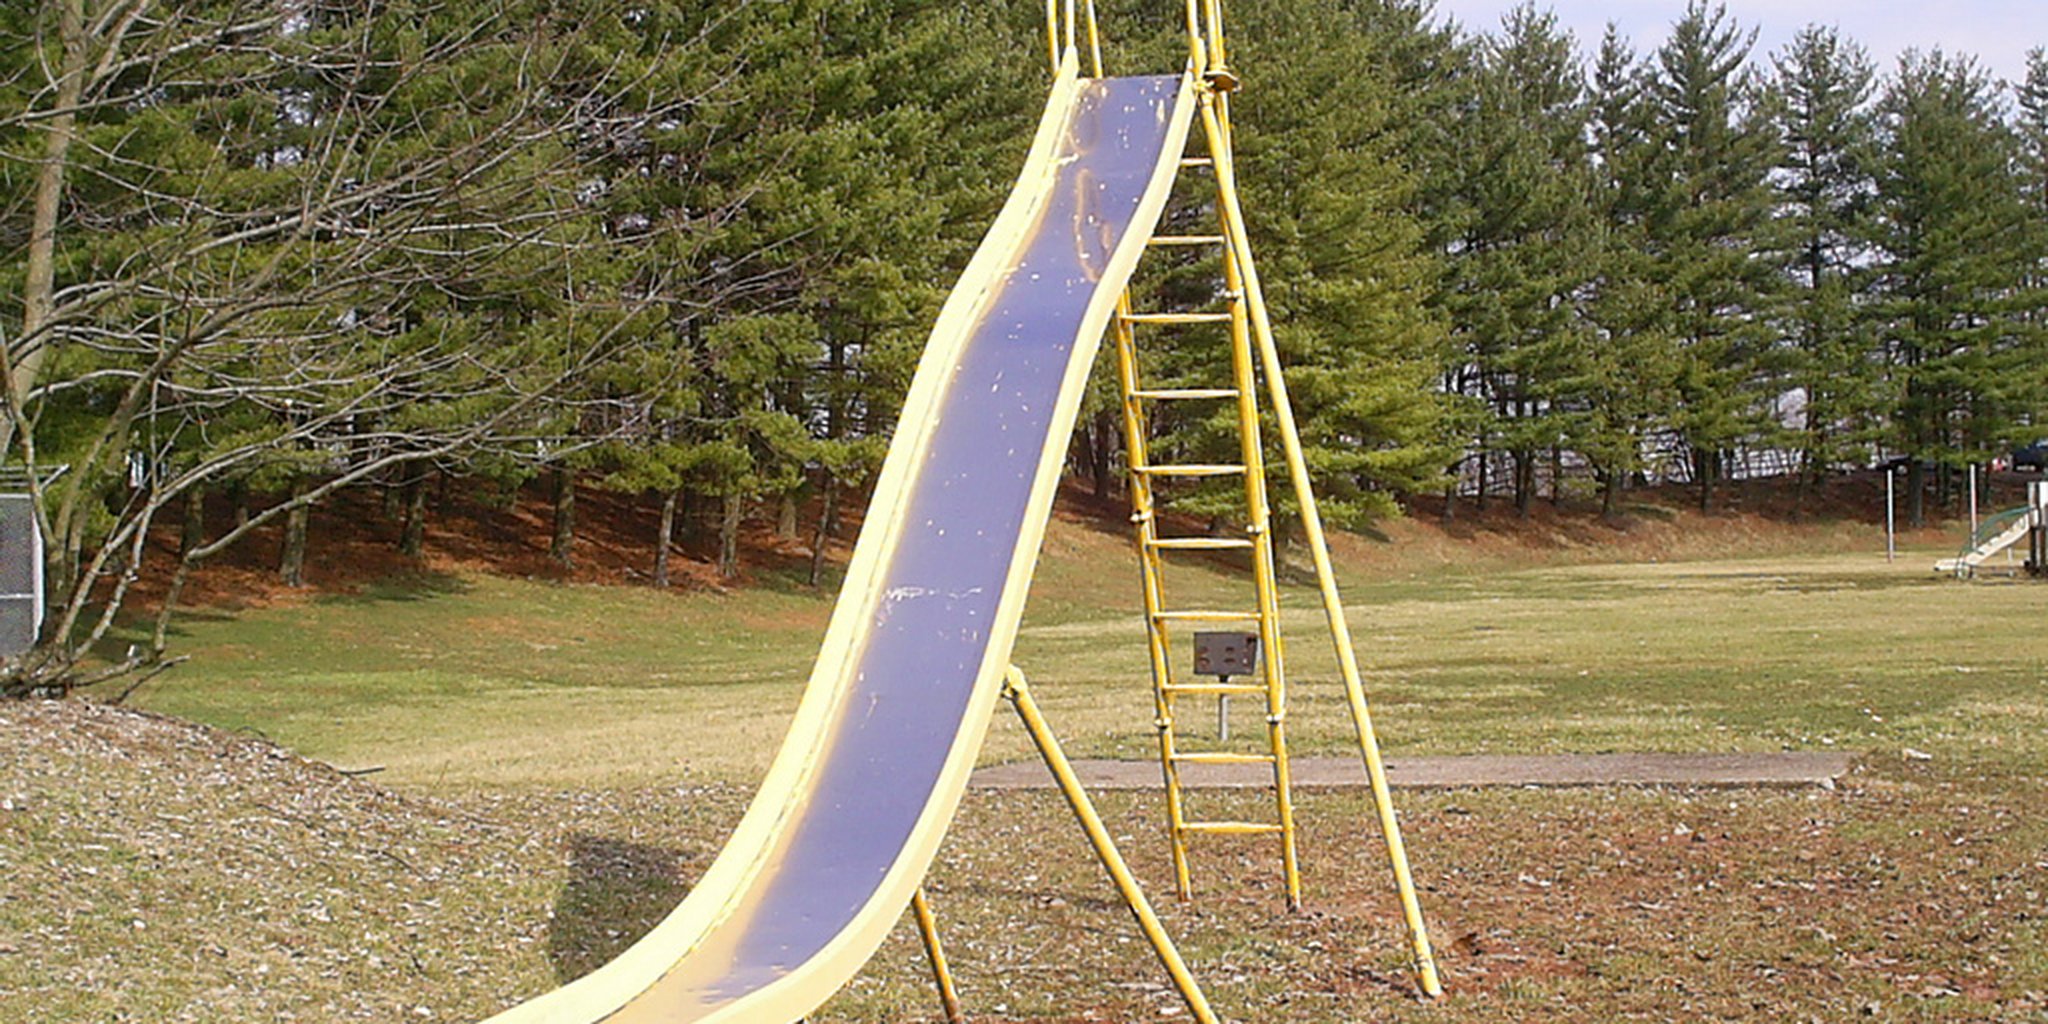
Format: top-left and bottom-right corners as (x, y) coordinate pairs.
(546, 834), (696, 984)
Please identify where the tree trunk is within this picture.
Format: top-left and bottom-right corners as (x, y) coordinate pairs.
(230, 478), (251, 529)
(655, 488), (680, 588)
(1694, 447), (1716, 513)
(279, 477), (312, 588)
(1601, 470), (1622, 520)
(1550, 445), (1563, 507)
(1906, 460), (1926, 528)
(180, 486), (206, 559)
(676, 489), (696, 545)
(399, 467), (428, 558)
(777, 492), (799, 540)
(1269, 510), (1294, 568)
(1475, 448), (1490, 512)
(1792, 453), (1813, 522)
(550, 468), (576, 568)
(809, 473), (839, 587)
(1440, 480), (1456, 525)
(6, 0), (89, 455)
(1091, 408), (1117, 499)
(718, 493), (743, 579)
(1513, 449), (1533, 518)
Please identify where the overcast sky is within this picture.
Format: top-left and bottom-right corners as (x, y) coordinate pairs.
(1430, 1), (2044, 89)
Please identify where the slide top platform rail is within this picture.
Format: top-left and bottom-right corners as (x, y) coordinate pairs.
(1043, 0), (1242, 84)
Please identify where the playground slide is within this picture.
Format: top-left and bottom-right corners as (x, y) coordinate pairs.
(483, 56), (1195, 1024)
(1935, 508), (2038, 575)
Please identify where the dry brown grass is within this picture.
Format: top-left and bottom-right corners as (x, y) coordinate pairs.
(6, 701), (2044, 1022)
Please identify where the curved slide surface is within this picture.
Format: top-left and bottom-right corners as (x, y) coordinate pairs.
(484, 59), (1195, 1024)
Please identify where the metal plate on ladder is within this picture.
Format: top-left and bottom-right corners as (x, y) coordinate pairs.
(1192, 631), (1258, 677)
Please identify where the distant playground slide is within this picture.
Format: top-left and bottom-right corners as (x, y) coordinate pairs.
(482, 55), (1194, 1023)
(1936, 505), (2040, 576)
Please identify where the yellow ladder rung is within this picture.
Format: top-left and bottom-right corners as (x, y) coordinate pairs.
(1149, 234), (1226, 246)
(1180, 156), (1214, 167)
(1120, 312), (1233, 325)
(1181, 821), (1285, 836)
(1147, 537), (1253, 550)
(1151, 610), (1261, 623)
(1162, 682), (1266, 696)
(1130, 387), (1238, 400)
(1130, 464), (1244, 477)
(1172, 751), (1276, 765)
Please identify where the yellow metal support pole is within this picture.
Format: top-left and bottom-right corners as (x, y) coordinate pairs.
(1043, 0), (1059, 76)
(1113, 295), (1196, 899)
(1002, 668), (1221, 1024)
(909, 888), (964, 1024)
(1082, 0), (1104, 77)
(1217, 213), (1302, 911)
(1197, 90), (1444, 998)
(1203, 0), (1225, 67)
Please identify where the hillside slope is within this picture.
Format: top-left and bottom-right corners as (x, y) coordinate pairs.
(131, 469), (1991, 617)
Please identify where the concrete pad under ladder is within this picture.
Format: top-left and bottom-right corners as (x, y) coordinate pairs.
(969, 752), (1856, 791)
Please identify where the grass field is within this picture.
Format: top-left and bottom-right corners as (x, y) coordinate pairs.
(130, 519), (2046, 788)
(9, 517), (2044, 1021)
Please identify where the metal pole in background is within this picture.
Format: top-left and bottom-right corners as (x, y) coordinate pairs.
(2033, 481), (2048, 576)
(1969, 464), (1979, 536)
(1886, 468), (1896, 563)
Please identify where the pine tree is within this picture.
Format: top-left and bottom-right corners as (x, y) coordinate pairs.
(1578, 25), (1678, 518)
(1765, 25), (1882, 513)
(0, 0), (648, 690)
(1443, 4), (1598, 517)
(1639, 2), (1782, 511)
(2013, 49), (2048, 446)
(1872, 51), (2035, 525)
(1193, 0), (1457, 531)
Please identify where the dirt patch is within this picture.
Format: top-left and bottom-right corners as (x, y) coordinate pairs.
(0, 697), (752, 1022)
(5, 699), (2045, 1021)
(124, 475), (866, 618)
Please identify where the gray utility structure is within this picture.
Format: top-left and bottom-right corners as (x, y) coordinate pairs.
(0, 492), (42, 657)
(2031, 481), (2047, 577)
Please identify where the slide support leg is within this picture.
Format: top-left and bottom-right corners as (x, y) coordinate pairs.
(910, 888), (965, 1024)
(1002, 667), (1220, 1024)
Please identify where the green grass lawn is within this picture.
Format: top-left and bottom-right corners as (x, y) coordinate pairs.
(130, 531), (2048, 788)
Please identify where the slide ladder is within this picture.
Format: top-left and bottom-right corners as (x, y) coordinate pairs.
(1114, 5), (1443, 996)
(1114, 110), (1302, 908)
